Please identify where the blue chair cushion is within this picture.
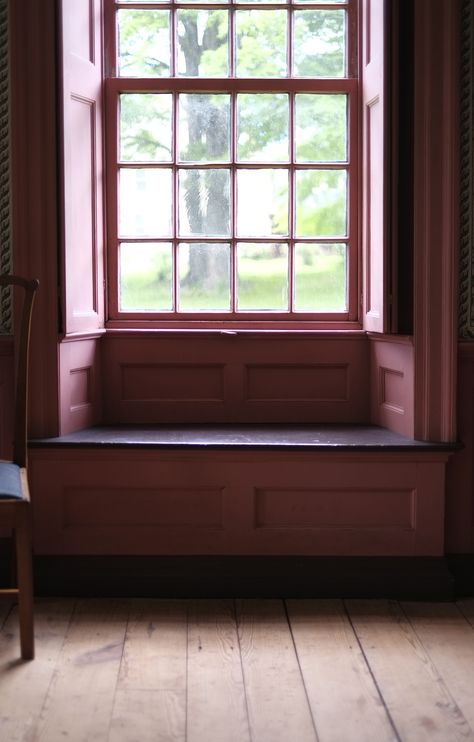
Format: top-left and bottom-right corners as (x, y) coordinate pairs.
(0, 462), (23, 499)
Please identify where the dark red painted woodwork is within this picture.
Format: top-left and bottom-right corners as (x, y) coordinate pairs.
(30, 447), (449, 556)
(361, 0), (387, 333)
(4, 0), (466, 556)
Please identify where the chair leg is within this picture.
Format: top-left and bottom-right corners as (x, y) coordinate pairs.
(15, 508), (34, 660)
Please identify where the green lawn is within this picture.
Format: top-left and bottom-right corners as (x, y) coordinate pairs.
(120, 253), (346, 313)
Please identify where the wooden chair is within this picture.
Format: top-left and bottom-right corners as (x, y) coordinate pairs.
(0, 275), (39, 660)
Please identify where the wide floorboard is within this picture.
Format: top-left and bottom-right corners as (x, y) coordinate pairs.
(1, 598), (474, 741)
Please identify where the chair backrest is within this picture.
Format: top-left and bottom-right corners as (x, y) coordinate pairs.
(0, 275), (39, 468)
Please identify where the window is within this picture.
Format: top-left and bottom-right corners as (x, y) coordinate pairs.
(105, 0), (358, 325)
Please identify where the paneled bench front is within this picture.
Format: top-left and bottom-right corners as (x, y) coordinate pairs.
(29, 425), (456, 557)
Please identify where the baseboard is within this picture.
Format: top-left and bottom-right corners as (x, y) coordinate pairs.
(446, 554), (474, 598)
(32, 555), (456, 600)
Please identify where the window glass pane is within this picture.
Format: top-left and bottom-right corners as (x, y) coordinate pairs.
(179, 94), (230, 162)
(120, 94), (172, 162)
(235, 0), (286, 4)
(178, 243), (231, 311)
(177, 10), (229, 77)
(294, 243), (346, 311)
(236, 11), (287, 77)
(293, 10), (345, 77)
(120, 242), (173, 311)
(295, 169), (346, 237)
(119, 168), (172, 236)
(118, 10), (170, 77)
(179, 169), (230, 236)
(237, 94), (289, 163)
(119, 0), (228, 2)
(237, 243), (288, 310)
(295, 94), (347, 163)
(237, 169), (288, 236)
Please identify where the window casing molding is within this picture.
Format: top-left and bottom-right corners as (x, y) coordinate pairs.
(104, 0), (361, 329)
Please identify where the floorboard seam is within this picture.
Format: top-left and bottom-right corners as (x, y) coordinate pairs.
(283, 599), (321, 742)
(342, 599), (403, 742)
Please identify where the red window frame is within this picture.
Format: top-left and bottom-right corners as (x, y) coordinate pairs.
(104, 0), (359, 329)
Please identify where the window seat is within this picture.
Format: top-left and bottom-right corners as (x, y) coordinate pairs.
(28, 425), (457, 559)
(29, 423), (457, 452)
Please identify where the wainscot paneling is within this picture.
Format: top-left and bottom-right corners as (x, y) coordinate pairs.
(30, 448), (449, 556)
(369, 335), (414, 437)
(0, 337), (13, 459)
(59, 336), (103, 434)
(102, 332), (370, 423)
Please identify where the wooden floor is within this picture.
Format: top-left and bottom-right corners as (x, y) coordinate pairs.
(1, 599), (474, 741)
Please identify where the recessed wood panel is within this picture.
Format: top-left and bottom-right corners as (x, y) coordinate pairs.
(381, 367), (404, 413)
(244, 364), (349, 402)
(67, 94), (96, 316)
(103, 333), (369, 422)
(370, 338), (414, 437)
(67, 0), (95, 63)
(59, 339), (102, 434)
(63, 486), (224, 528)
(70, 367), (92, 409)
(255, 488), (415, 529)
(121, 364), (225, 402)
(30, 448), (447, 556)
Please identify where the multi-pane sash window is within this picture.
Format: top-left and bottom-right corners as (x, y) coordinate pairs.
(105, 0), (358, 322)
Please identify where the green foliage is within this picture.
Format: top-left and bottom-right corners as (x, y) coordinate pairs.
(236, 10), (287, 76)
(120, 94), (172, 161)
(294, 10), (345, 77)
(118, 9), (170, 76)
(238, 94), (288, 162)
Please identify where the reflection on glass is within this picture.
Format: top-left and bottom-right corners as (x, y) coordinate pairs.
(295, 169), (346, 237)
(294, 243), (346, 311)
(237, 94), (289, 162)
(177, 10), (229, 76)
(237, 169), (288, 236)
(179, 94), (230, 162)
(295, 94), (347, 162)
(237, 243), (288, 310)
(293, 10), (345, 77)
(236, 10), (287, 77)
(120, 242), (173, 311)
(119, 168), (172, 236)
(179, 169), (230, 236)
(118, 10), (170, 77)
(120, 94), (172, 162)
(178, 243), (231, 311)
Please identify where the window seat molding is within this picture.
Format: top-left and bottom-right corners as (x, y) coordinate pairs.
(29, 424), (457, 559)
